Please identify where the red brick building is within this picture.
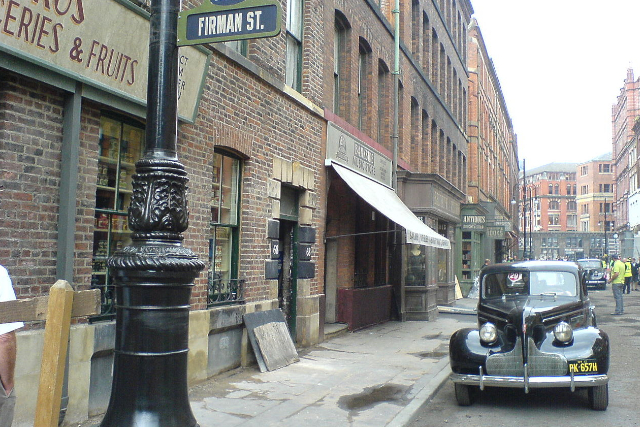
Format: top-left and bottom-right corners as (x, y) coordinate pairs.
(0, 0), (475, 424)
(576, 154), (615, 257)
(611, 68), (640, 255)
(577, 155), (615, 232)
(523, 163), (577, 259)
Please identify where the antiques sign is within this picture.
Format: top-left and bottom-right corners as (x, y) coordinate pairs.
(462, 215), (486, 231)
(0, 0), (209, 122)
(326, 122), (392, 187)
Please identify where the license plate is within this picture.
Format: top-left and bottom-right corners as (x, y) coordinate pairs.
(568, 360), (598, 374)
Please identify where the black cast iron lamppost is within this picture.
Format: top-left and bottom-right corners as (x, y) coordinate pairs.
(100, 0), (205, 425)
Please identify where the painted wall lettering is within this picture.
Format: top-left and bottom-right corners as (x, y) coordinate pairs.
(1, 0), (209, 122)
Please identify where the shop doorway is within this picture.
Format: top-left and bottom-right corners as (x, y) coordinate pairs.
(278, 220), (298, 338)
(278, 185), (300, 340)
(494, 239), (504, 263)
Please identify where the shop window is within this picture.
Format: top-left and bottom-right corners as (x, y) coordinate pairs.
(209, 151), (243, 306)
(91, 115), (144, 320)
(406, 244), (426, 286)
(437, 221), (448, 282)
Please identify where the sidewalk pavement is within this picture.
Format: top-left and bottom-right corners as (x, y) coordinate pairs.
(188, 298), (477, 427)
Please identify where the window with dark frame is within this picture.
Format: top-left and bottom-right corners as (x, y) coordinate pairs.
(286, 0), (304, 91)
(209, 151), (243, 306)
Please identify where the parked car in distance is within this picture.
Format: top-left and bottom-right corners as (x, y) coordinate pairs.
(577, 258), (607, 290)
(449, 261), (610, 410)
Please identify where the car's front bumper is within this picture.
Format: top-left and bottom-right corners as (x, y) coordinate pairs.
(451, 367), (609, 393)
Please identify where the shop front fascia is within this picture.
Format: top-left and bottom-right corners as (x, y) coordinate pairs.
(324, 123), (450, 328)
(396, 171), (463, 316)
(459, 204), (488, 296)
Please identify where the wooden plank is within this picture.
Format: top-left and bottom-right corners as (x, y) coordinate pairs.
(0, 288), (100, 323)
(243, 309), (298, 372)
(253, 322), (299, 371)
(34, 280), (75, 427)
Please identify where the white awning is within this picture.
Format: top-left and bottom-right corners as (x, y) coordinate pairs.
(332, 163), (451, 249)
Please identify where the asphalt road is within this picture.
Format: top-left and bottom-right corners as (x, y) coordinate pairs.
(408, 287), (640, 427)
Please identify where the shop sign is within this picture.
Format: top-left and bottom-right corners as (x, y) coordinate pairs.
(177, 0), (282, 46)
(487, 226), (504, 238)
(326, 122), (392, 187)
(462, 215), (485, 231)
(0, 0), (209, 122)
(433, 189), (459, 217)
(494, 220), (512, 232)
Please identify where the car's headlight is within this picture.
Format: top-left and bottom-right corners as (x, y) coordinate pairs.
(479, 322), (498, 344)
(554, 321), (573, 343)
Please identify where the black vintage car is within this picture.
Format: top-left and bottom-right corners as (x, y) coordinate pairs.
(449, 261), (610, 410)
(577, 258), (607, 290)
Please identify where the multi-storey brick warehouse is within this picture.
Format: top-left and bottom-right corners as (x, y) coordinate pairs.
(0, 0), (504, 425)
(461, 18), (519, 291)
(322, 0), (471, 323)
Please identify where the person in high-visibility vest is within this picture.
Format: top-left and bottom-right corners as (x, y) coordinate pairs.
(624, 258), (633, 294)
(609, 254), (626, 315)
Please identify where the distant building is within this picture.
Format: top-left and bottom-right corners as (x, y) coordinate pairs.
(576, 154), (615, 256)
(524, 157), (615, 260)
(523, 163), (577, 259)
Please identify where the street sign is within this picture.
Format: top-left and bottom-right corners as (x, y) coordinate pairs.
(178, 0), (282, 47)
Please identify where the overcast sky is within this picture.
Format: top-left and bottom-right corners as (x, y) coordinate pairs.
(469, 0), (640, 170)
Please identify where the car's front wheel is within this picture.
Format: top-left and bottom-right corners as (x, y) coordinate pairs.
(454, 383), (472, 406)
(588, 384), (608, 410)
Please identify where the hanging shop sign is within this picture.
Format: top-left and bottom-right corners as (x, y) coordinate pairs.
(487, 226), (505, 239)
(493, 220), (513, 232)
(0, 0), (209, 122)
(177, 0), (282, 46)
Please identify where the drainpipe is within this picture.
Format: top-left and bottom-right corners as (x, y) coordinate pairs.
(391, 2), (405, 319)
(392, 0), (400, 191)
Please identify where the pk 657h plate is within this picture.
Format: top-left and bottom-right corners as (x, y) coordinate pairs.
(568, 360), (598, 374)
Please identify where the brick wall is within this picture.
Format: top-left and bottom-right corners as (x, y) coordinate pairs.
(179, 47), (327, 308)
(0, 72), (64, 297)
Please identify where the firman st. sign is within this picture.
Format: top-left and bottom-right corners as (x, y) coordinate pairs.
(178, 0), (282, 46)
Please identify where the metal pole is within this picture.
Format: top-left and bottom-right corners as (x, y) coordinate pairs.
(522, 160), (527, 259)
(529, 189), (533, 259)
(604, 197), (608, 256)
(391, 0), (400, 191)
(100, 0), (204, 425)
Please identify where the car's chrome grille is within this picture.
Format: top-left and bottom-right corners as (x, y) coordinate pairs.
(526, 338), (567, 376)
(486, 338), (524, 376)
(486, 337), (568, 377)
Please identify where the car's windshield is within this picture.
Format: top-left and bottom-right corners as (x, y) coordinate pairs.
(483, 271), (577, 298)
(578, 260), (602, 269)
